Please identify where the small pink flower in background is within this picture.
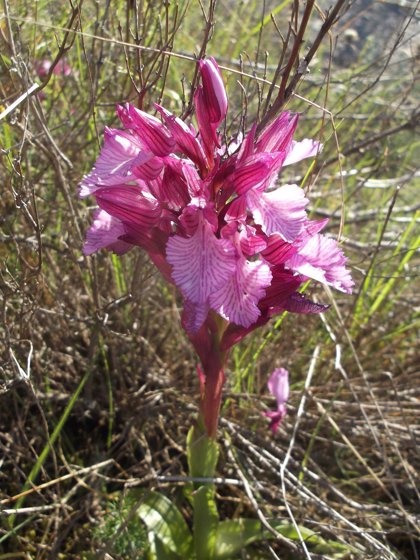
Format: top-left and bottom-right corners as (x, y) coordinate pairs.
(264, 368), (290, 434)
(36, 58), (72, 79)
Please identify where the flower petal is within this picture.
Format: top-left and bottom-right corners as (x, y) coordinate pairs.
(117, 103), (175, 156)
(256, 112), (298, 153)
(182, 299), (210, 333)
(155, 104), (208, 171)
(267, 368), (290, 404)
(247, 184), (308, 241)
(210, 257), (272, 327)
(262, 233), (296, 265)
(166, 216), (236, 304)
(79, 128), (150, 197)
(95, 185), (161, 228)
(160, 160), (191, 210)
(83, 209), (131, 255)
(225, 195), (247, 222)
(284, 139), (322, 166)
(194, 86), (219, 157)
(132, 155), (164, 180)
(232, 154), (275, 196)
(264, 406), (287, 434)
(199, 57), (228, 124)
(286, 233), (354, 293)
(282, 292), (329, 314)
(259, 266), (302, 309)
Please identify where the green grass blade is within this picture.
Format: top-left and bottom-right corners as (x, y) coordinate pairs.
(11, 370), (91, 523)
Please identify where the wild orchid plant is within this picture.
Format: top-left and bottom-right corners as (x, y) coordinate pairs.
(80, 58), (353, 558)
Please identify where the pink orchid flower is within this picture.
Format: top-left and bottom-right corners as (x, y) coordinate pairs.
(264, 368), (290, 434)
(80, 57), (353, 436)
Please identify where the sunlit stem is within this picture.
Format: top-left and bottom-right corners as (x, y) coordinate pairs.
(199, 314), (229, 439)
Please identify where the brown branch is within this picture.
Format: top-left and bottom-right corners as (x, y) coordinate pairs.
(259, 0), (348, 132)
(324, 111), (420, 167)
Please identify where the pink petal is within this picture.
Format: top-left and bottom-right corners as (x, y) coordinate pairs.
(264, 406), (287, 434)
(122, 223), (173, 281)
(132, 156), (164, 180)
(166, 216), (236, 304)
(179, 201), (218, 236)
(301, 218), (329, 238)
(79, 128), (150, 197)
(259, 266), (302, 309)
(160, 161), (190, 210)
(247, 184), (309, 241)
(239, 225), (267, 257)
(282, 292), (329, 314)
(256, 112), (298, 154)
(182, 299), (210, 333)
(232, 154), (275, 196)
(210, 257), (272, 327)
(155, 104), (208, 171)
(95, 185), (161, 228)
(261, 234), (296, 265)
(182, 163), (203, 198)
(267, 368), (290, 404)
(117, 104), (175, 157)
(264, 368), (290, 434)
(284, 139), (322, 166)
(83, 209), (132, 256)
(199, 57), (228, 124)
(194, 86), (219, 157)
(286, 234), (354, 293)
(225, 196), (247, 222)
(237, 123), (257, 162)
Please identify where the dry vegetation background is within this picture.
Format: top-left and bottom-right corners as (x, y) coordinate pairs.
(0, 0), (419, 558)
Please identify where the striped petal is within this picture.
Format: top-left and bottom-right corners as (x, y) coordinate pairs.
(199, 57), (228, 124)
(259, 266), (302, 310)
(79, 128), (150, 197)
(232, 154), (278, 196)
(247, 184), (308, 241)
(160, 161), (191, 210)
(155, 104), (208, 171)
(282, 293), (329, 314)
(256, 112), (298, 154)
(210, 257), (272, 327)
(166, 217), (236, 304)
(132, 156), (164, 180)
(284, 139), (322, 166)
(117, 104), (175, 157)
(182, 299), (210, 333)
(261, 234), (296, 265)
(95, 186), (161, 228)
(286, 233), (354, 293)
(83, 209), (131, 255)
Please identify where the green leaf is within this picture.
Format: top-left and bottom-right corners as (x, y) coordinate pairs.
(213, 519), (351, 559)
(214, 519), (263, 559)
(146, 531), (183, 560)
(187, 425), (219, 479)
(136, 491), (193, 558)
(193, 485), (219, 560)
(271, 522), (351, 557)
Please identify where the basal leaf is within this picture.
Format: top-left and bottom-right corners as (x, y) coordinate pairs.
(214, 518), (262, 559)
(136, 491), (193, 558)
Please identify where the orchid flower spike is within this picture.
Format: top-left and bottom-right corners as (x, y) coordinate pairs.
(80, 56), (353, 345)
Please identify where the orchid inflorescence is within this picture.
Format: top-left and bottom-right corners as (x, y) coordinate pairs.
(80, 57), (353, 436)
